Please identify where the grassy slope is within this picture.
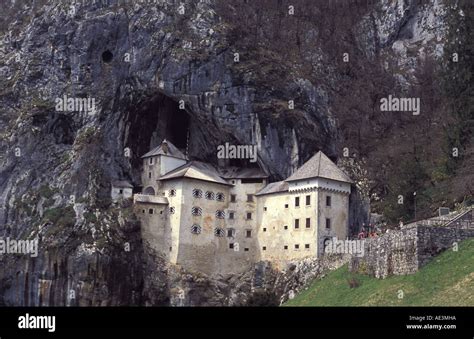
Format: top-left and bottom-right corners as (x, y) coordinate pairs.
(285, 238), (474, 306)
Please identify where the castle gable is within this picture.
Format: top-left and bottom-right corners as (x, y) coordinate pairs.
(286, 151), (353, 184)
(159, 161), (231, 186)
(141, 139), (186, 160)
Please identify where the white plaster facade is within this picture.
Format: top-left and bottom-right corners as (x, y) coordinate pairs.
(133, 141), (352, 276)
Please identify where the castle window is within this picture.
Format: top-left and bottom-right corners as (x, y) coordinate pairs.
(169, 189), (176, 197)
(230, 194), (237, 202)
(192, 189), (203, 198)
(326, 218), (331, 229)
(229, 243), (234, 249)
(284, 225), (288, 230)
(263, 227), (267, 232)
(247, 194), (254, 202)
(264, 207), (267, 211)
(191, 206), (202, 216)
(326, 196), (332, 207)
(244, 248), (249, 252)
(305, 244), (310, 249)
(119, 189), (123, 194)
(284, 245), (288, 250)
(306, 218), (311, 228)
(306, 195), (311, 206)
(262, 246), (266, 251)
(216, 192), (225, 201)
(295, 196), (300, 207)
(169, 207), (175, 214)
(148, 172), (152, 179)
(246, 212), (252, 220)
(285, 204), (288, 209)
(190, 224), (201, 234)
(205, 191), (215, 200)
(216, 210), (225, 219)
(295, 244), (300, 250)
(148, 209), (154, 214)
(227, 228), (235, 237)
(294, 219), (300, 229)
(214, 228), (225, 237)
(149, 158), (153, 165)
(142, 209), (145, 214)
(229, 211), (235, 220)
(246, 230), (252, 238)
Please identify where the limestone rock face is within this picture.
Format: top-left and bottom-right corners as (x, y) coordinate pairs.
(0, 1), (451, 305)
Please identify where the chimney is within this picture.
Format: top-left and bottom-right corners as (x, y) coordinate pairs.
(162, 140), (169, 154)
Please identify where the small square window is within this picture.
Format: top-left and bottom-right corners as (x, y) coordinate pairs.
(295, 244), (300, 250)
(306, 218), (311, 228)
(246, 230), (252, 238)
(284, 225), (288, 230)
(326, 218), (331, 229)
(306, 195), (311, 206)
(285, 204), (289, 209)
(262, 246), (266, 251)
(326, 196), (332, 207)
(148, 208), (154, 214)
(263, 227), (267, 232)
(284, 245), (288, 250)
(229, 243), (234, 249)
(247, 194), (254, 202)
(230, 194), (236, 202)
(294, 219), (299, 229)
(119, 189), (123, 194)
(264, 207), (267, 211)
(244, 248), (249, 252)
(246, 212), (252, 220)
(229, 212), (235, 220)
(305, 244), (310, 249)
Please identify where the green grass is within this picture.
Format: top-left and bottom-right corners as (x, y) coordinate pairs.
(285, 238), (474, 306)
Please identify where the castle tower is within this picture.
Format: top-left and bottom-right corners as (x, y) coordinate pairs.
(140, 139), (187, 195)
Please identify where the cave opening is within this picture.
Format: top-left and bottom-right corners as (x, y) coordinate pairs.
(102, 50), (113, 63)
(125, 93), (191, 181)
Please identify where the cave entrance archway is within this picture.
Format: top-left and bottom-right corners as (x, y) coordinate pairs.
(125, 93), (191, 180)
(143, 186), (155, 195)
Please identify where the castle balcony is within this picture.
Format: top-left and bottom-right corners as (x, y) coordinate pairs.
(133, 194), (169, 205)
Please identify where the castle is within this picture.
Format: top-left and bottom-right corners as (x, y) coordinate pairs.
(131, 140), (352, 276)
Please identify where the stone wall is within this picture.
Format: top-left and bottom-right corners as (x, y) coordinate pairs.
(349, 225), (474, 279)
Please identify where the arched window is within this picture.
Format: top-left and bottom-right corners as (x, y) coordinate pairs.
(169, 189), (176, 197)
(205, 191), (215, 200)
(216, 192), (225, 201)
(214, 228), (225, 237)
(192, 189), (203, 198)
(191, 206), (202, 216)
(215, 210), (225, 219)
(191, 224), (201, 234)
